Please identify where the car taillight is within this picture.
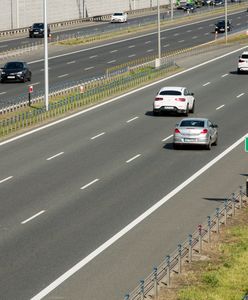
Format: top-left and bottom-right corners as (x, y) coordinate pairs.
(175, 128), (180, 134)
(201, 129), (208, 134)
(175, 97), (186, 102)
(239, 59), (245, 63)
(155, 97), (163, 101)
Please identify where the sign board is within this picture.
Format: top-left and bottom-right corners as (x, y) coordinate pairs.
(29, 85), (33, 93)
(245, 137), (248, 152)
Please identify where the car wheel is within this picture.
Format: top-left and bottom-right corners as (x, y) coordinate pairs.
(190, 101), (195, 113)
(153, 110), (160, 116)
(237, 68), (241, 74)
(28, 74), (31, 81)
(184, 105), (189, 116)
(173, 143), (180, 149)
(206, 140), (212, 150)
(212, 135), (218, 146)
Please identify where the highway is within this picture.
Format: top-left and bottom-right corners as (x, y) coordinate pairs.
(0, 9), (247, 106)
(0, 45), (248, 299)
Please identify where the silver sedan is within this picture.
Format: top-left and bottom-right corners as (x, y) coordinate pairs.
(173, 118), (218, 150)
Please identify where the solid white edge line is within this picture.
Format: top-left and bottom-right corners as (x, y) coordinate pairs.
(162, 134), (173, 142)
(1, 45), (248, 148)
(216, 104), (225, 110)
(30, 133), (248, 300)
(21, 210), (45, 224)
(46, 152), (64, 161)
(0, 176), (13, 183)
(126, 154), (141, 163)
(91, 132), (105, 140)
(126, 116), (139, 123)
(80, 179), (99, 190)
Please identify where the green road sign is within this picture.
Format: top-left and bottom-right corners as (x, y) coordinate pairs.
(245, 137), (248, 152)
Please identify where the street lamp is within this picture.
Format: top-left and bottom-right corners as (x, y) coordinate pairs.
(44, 0), (49, 111)
(224, 0), (227, 44)
(157, 0), (161, 67)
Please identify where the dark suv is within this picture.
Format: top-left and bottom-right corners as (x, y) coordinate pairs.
(215, 20), (232, 33)
(0, 61), (32, 83)
(29, 23), (51, 38)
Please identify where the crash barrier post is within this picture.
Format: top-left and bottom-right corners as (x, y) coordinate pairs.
(125, 185), (247, 300)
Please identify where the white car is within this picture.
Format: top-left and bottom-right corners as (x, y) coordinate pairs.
(153, 86), (195, 116)
(111, 12), (127, 23)
(237, 51), (248, 73)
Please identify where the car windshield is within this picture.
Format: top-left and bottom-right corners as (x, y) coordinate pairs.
(113, 13), (123, 16)
(4, 62), (24, 69)
(33, 23), (44, 28)
(217, 21), (225, 26)
(159, 90), (182, 95)
(180, 120), (205, 127)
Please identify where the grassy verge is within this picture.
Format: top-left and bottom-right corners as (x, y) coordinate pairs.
(159, 207), (248, 300)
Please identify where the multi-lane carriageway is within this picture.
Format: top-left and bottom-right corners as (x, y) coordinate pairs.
(0, 8), (247, 106)
(0, 33), (248, 299)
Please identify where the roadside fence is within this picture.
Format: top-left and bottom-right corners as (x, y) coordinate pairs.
(124, 185), (247, 300)
(0, 60), (177, 137)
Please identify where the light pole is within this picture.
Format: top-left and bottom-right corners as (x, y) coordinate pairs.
(224, 0), (227, 44)
(16, 0), (19, 28)
(171, 0), (174, 20)
(44, 0), (49, 111)
(157, 0), (161, 67)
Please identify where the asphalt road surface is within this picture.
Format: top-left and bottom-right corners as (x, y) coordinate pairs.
(0, 9), (247, 106)
(0, 45), (248, 299)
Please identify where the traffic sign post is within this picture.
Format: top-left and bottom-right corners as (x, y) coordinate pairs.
(28, 85), (33, 106)
(245, 137), (248, 152)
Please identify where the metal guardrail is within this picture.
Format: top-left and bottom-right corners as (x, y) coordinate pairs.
(124, 185), (247, 300)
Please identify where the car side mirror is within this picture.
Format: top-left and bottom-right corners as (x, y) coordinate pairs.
(191, 92), (194, 95)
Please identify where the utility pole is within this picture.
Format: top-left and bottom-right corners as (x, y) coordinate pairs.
(44, 0), (49, 111)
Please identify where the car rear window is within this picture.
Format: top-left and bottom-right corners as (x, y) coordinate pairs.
(113, 13), (123, 16)
(5, 62), (23, 69)
(159, 90), (182, 95)
(180, 120), (205, 127)
(241, 54), (248, 59)
(33, 23), (44, 28)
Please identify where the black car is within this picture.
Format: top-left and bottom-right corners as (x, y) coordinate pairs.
(29, 23), (51, 38)
(213, 0), (223, 5)
(215, 20), (232, 33)
(0, 61), (32, 83)
(182, 3), (196, 12)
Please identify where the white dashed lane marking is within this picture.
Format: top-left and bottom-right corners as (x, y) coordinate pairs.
(126, 154), (141, 163)
(146, 49), (154, 52)
(237, 93), (244, 98)
(80, 179), (99, 190)
(216, 104), (225, 110)
(89, 55), (98, 59)
(91, 132), (105, 140)
(128, 54), (136, 58)
(21, 210), (46, 224)
(108, 60), (116, 64)
(162, 134), (173, 142)
(0, 92), (7, 95)
(84, 66), (94, 70)
(128, 45), (135, 48)
(145, 41), (151, 44)
(178, 40), (185, 43)
(126, 116), (139, 123)
(46, 152), (64, 161)
(0, 176), (13, 184)
(221, 73), (228, 77)
(110, 50), (118, 53)
(58, 74), (68, 78)
(203, 82), (210, 86)
(67, 61), (75, 64)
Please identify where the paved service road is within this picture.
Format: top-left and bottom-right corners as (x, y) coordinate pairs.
(0, 46), (248, 299)
(0, 9), (247, 106)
